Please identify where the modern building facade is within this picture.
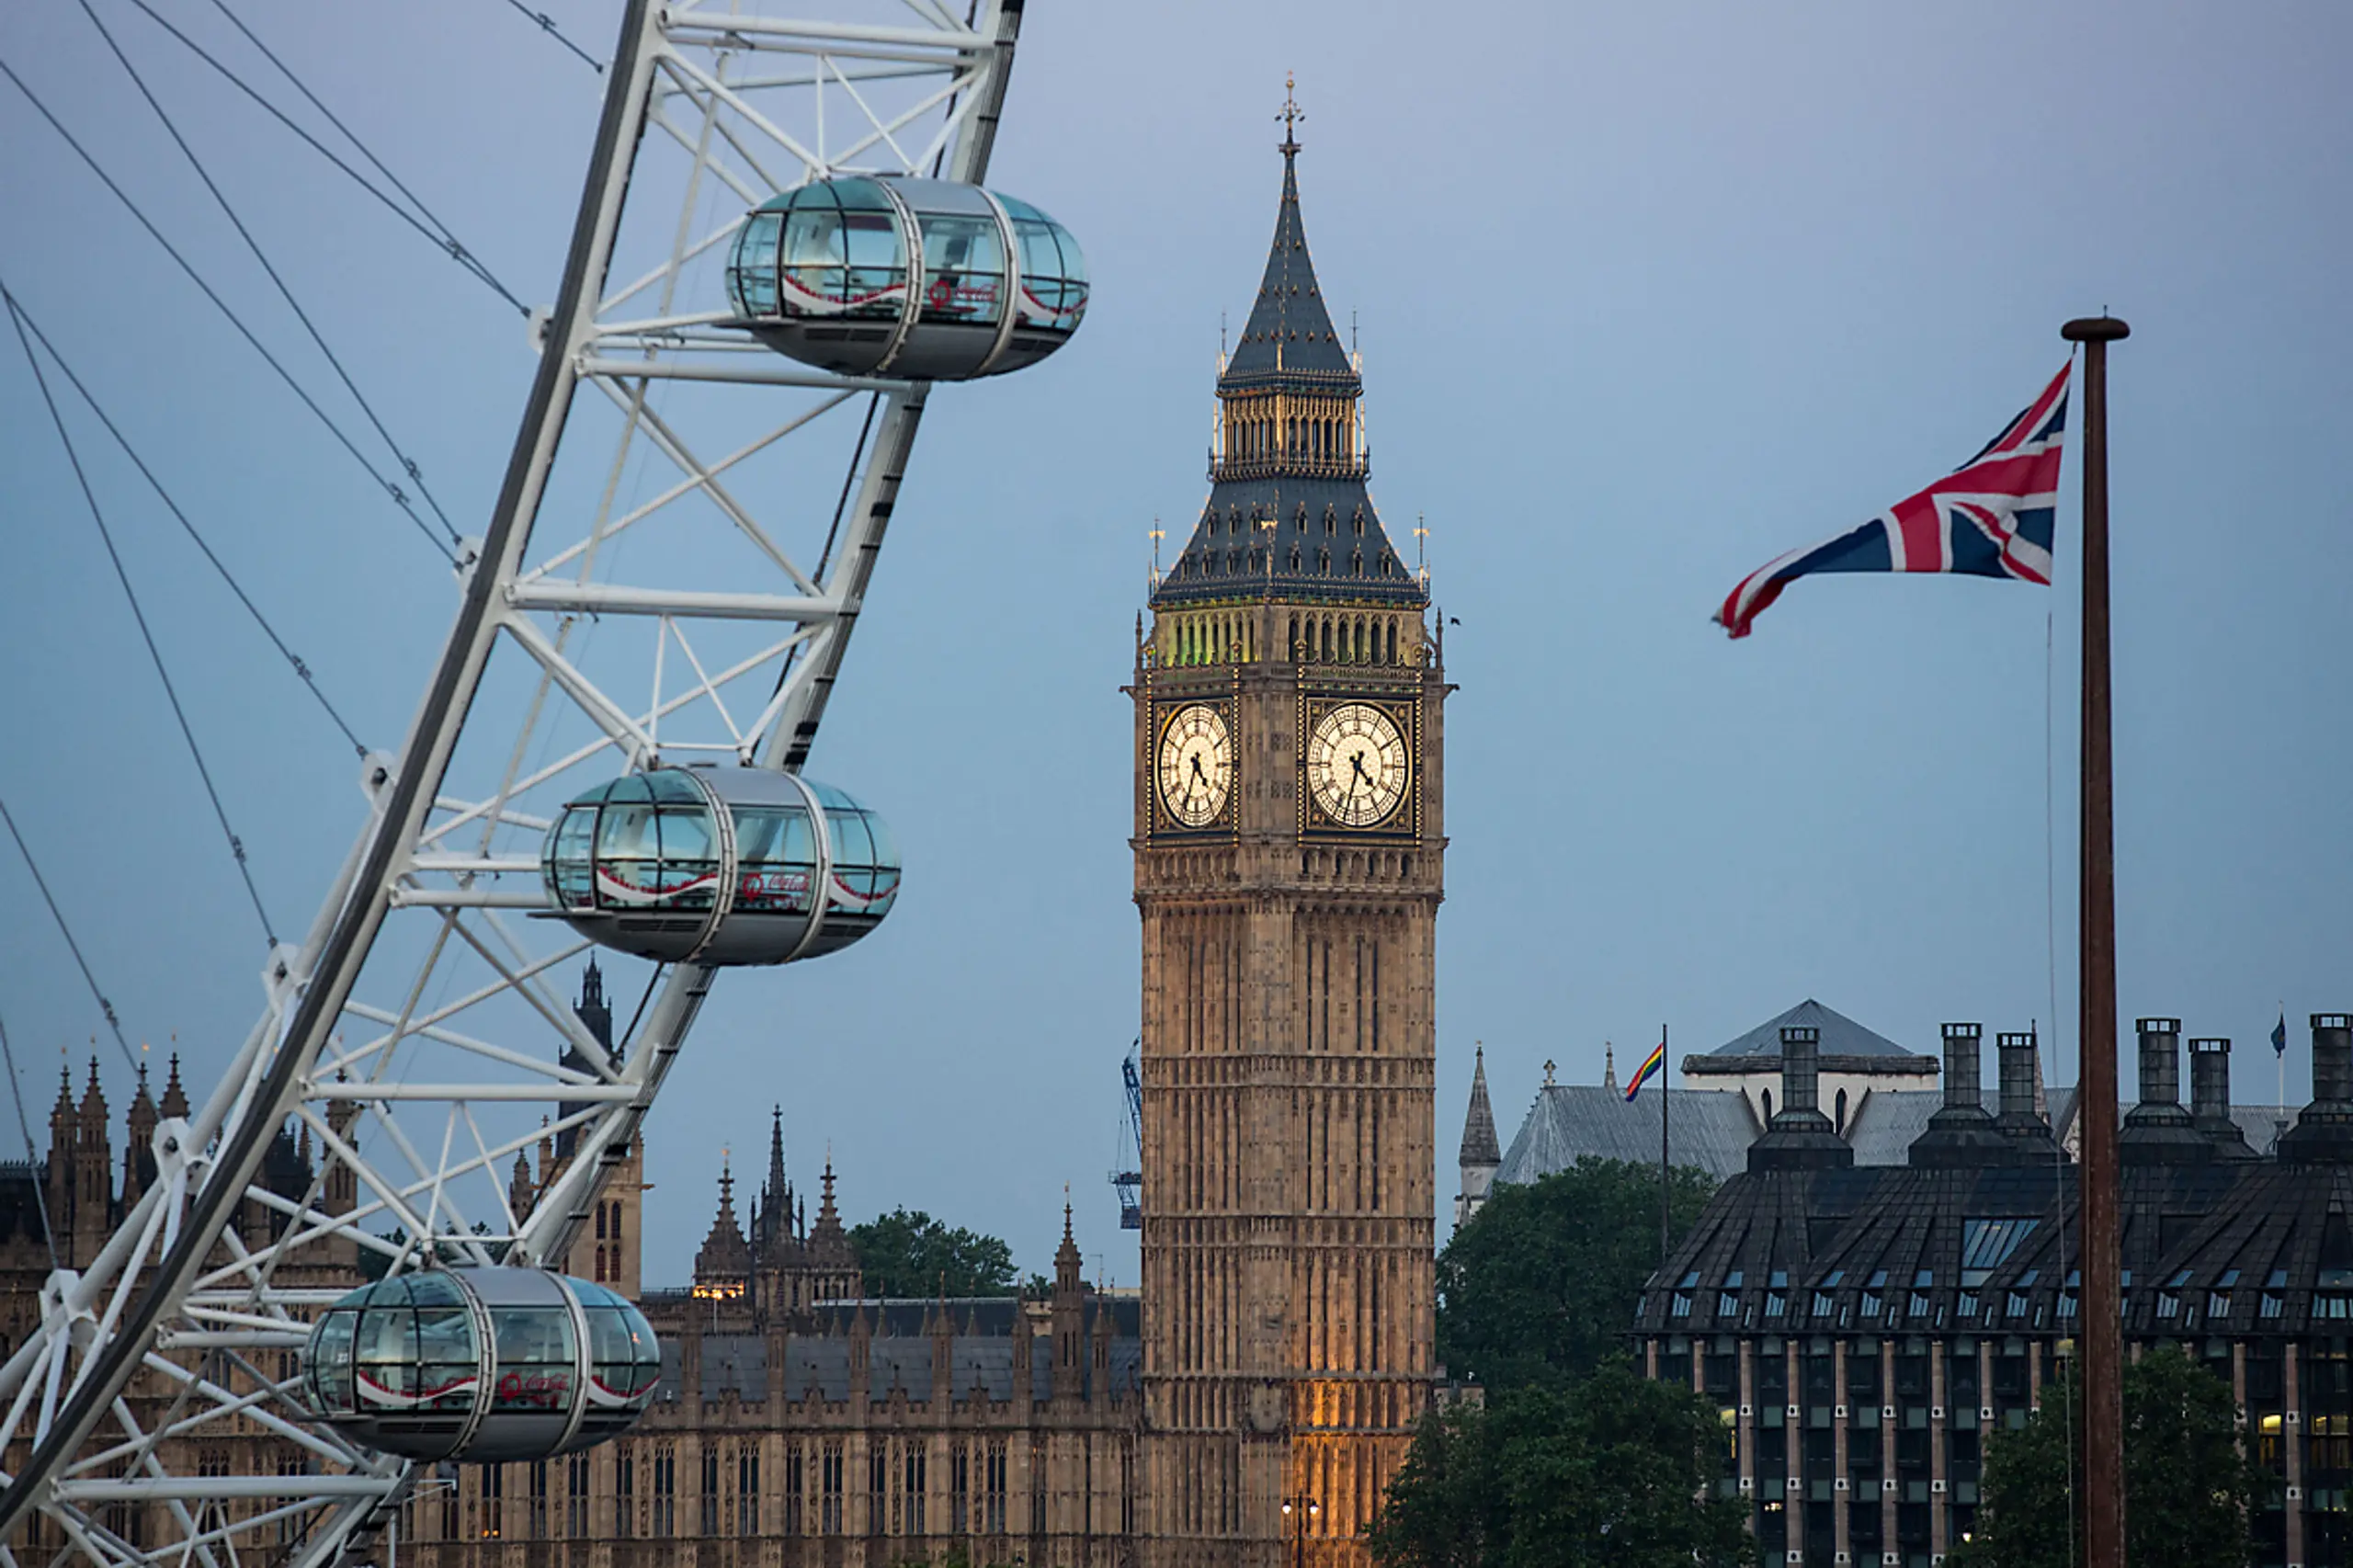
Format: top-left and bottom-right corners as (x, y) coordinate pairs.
(1636, 1012), (2353, 1568)
(1131, 111), (1443, 1568)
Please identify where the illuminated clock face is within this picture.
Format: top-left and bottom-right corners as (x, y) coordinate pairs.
(1307, 703), (1410, 828)
(1157, 703), (1234, 827)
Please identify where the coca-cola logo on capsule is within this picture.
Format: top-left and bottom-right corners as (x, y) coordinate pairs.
(495, 1370), (572, 1409)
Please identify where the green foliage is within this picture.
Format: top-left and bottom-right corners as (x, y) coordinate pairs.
(1371, 1362), (1756, 1568)
(1438, 1157), (1716, 1392)
(1949, 1346), (2269, 1568)
(847, 1208), (1017, 1299)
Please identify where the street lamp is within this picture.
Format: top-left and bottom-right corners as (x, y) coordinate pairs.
(1279, 1494), (1321, 1568)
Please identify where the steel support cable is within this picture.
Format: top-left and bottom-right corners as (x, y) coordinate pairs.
(0, 3), (661, 1532)
(0, 58), (457, 564)
(0, 796), (138, 1074)
(0, 1016), (63, 1277)
(120, 0), (529, 315)
(1, 285), (366, 759)
(76, 0), (464, 549)
(495, 0), (607, 73)
(6, 292), (279, 949)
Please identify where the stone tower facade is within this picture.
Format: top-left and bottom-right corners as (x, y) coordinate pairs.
(1132, 105), (1442, 1568)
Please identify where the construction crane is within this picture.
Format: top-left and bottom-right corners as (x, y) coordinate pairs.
(1112, 1041), (1143, 1229)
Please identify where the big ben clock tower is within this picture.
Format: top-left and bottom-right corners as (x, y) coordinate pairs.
(1132, 89), (1442, 1568)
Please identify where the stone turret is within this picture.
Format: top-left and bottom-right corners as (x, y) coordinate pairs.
(1454, 1044), (1501, 1230)
(73, 1058), (112, 1264)
(122, 1059), (158, 1206)
(693, 1157), (753, 1293)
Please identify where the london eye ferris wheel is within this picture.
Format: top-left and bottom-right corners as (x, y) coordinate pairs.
(0, 3), (1082, 1563)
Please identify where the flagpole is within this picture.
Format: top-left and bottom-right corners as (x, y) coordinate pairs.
(1658, 1026), (1671, 1262)
(2063, 312), (2129, 1568)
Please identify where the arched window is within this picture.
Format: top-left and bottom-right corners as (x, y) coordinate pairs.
(1835, 1088), (1849, 1136)
(1321, 619), (1333, 661)
(1761, 1088), (1775, 1122)
(1386, 624), (1398, 665)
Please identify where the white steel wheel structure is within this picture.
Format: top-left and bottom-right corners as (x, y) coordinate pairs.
(0, 4), (1049, 1565)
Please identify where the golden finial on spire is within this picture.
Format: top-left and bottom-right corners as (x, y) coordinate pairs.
(1278, 72), (1303, 156)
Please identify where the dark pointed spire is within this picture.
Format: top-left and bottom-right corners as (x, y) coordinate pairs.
(1152, 81), (1426, 612)
(80, 1055), (106, 1122)
(159, 1051), (188, 1119)
(1459, 1044), (1500, 1169)
(1222, 75), (1352, 386)
(1054, 1197), (1083, 1294)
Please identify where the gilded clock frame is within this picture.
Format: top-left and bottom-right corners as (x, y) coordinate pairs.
(1148, 693), (1240, 838)
(1297, 689), (1421, 839)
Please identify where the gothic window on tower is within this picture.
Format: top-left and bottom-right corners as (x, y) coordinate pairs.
(904, 1443), (926, 1535)
(699, 1445), (722, 1535)
(985, 1438), (1008, 1533)
(528, 1460), (549, 1540)
(477, 1462), (503, 1541)
(1030, 1437), (1047, 1534)
(614, 1448), (636, 1539)
(823, 1441), (846, 1536)
(736, 1445), (760, 1536)
(567, 1453), (590, 1538)
(652, 1444), (676, 1537)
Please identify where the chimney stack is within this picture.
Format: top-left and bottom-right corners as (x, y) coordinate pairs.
(2120, 1017), (2210, 1165)
(1995, 1033), (2050, 1135)
(1944, 1024), (1983, 1113)
(2282, 1015), (2353, 1165)
(2188, 1038), (2256, 1160)
(1783, 1025), (1820, 1117)
(1910, 1024), (2010, 1167)
(1747, 1026), (1852, 1173)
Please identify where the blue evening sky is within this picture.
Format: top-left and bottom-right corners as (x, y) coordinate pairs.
(1, 1), (2347, 1288)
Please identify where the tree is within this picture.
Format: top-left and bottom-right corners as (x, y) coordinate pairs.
(1949, 1346), (2270, 1568)
(1438, 1157), (1716, 1392)
(1371, 1362), (1756, 1568)
(847, 1208), (1017, 1298)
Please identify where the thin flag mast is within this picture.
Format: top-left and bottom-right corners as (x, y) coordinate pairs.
(2063, 312), (2130, 1568)
(1659, 1025), (1671, 1260)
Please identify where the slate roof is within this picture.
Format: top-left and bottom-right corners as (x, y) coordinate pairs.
(1496, 1084), (2296, 1188)
(669, 1295), (1142, 1406)
(1496, 1086), (1762, 1185)
(1221, 144), (1351, 384)
(1154, 479), (1423, 607)
(1841, 1088), (1945, 1165)
(1689, 998), (1928, 1069)
(1151, 142), (1423, 611)
(1635, 1152), (2353, 1345)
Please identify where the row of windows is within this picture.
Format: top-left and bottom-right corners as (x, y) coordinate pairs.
(1222, 407), (1358, 467)
(1163, 611), (1413, 669)
(402, 1437), (1040, 1540)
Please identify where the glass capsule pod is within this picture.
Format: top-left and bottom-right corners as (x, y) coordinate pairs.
(540, 765), (900, 966)
(303, 1268), (661, 1463)
(723, 176), (1086, 380)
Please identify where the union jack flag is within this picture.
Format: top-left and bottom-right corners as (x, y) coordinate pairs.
(1715, 363), (2072, 639)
